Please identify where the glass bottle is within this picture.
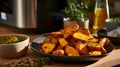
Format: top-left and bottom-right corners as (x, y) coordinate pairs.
(93, 0), (109, 33)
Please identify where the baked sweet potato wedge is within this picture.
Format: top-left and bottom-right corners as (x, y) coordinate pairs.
(73, 32), (89, 41)
(89, 51), (102, 55)
(43, 35), (53, 43)
(99, 37), (110, 47)
(41, 43), (56, 54)
(65, 45), (79, 56)
(75, 41), (88, 55)
(60, 23), (79, 38)
(87, 42), (106, 54)
(52, 49), (64, 56)
(58, 38), (68, 48)
(88, 38), (99, 43)
(78, 28), (90, 35)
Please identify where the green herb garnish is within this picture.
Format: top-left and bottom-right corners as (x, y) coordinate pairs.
(106, 18), (120, 23)
(13, 57), (52, 67)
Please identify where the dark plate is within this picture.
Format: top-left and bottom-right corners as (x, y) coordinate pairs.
(30, 34), (114, 62)
(97, 29), (120, 45)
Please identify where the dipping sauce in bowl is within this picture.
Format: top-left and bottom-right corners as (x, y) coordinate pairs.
(0, 35), (26, 44)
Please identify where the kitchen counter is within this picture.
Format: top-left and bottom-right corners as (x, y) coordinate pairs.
(0, 24), (120, 67)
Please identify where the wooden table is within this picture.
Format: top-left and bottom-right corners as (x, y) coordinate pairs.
(0, 24), (120, 67)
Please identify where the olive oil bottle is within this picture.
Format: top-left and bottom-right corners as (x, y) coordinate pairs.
(93, 0), (109, 33)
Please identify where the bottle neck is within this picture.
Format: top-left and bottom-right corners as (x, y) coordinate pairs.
(95, 0), (106, 8)
(95, 0), (110, 18)
(106, 0), (110, 19)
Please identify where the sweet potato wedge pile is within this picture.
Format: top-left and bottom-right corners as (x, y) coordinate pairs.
(39, 23), (110, 56)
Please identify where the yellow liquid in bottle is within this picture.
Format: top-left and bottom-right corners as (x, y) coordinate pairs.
(93, 8), (107, 33)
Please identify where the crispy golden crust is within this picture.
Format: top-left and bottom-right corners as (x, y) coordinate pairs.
(65, 46), (79, 56)
(52, 49), (64, 56)
(99, 37), (110, 47)
(88, 38), (99, 43)
(89, 51), (102, 55)
(78, 28), (90, 35)
(39, 23), (110, 56)
(58, 38), (68, 48)
(60, 23), (79, 38)
(41, 43), (56, 54)
(73, 32), (89, 41)
(87, 42), (106, 54)
(75, 41), (88, 55)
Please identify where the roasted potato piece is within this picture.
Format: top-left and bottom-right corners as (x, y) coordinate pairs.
(50, 31), (63, 38)
(41, 43), (56, 54)
(73, 32), (89, 41)
(88, 38), (99, 43)
(58, 38), (68, 48)
(88, 34), (94, 39)
(87, 42), (106, 54)
(75, 41), (88, 55)
(56, 45), (62, 49)
(63, 23), (79, 32)
(43, 35), (58, 44)
(89, 51), (102, 55)
(65, 45), (79, 56)
(66, 35), (80, 47)
(50, 37), (58, 44)
(78, 28), (90, 35)
(43, 35), (53, 43)
(60, 23), (79, 38)
(99, 37), (110, 47)
(43, 31), (63, 44)
(52, 49), (64, 56)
